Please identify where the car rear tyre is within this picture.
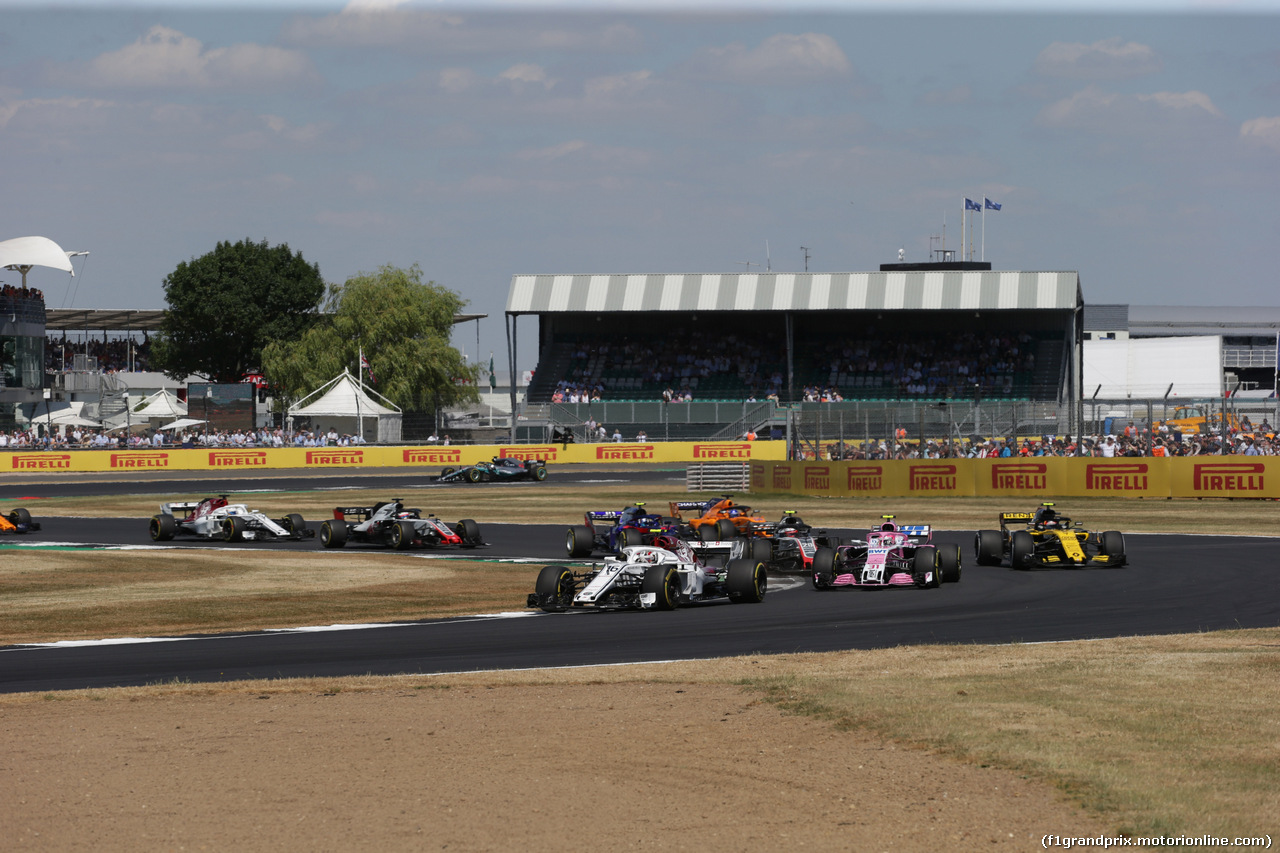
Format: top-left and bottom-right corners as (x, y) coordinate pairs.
(535, 565), (575, 613)
(618, 527), (645, 550)
(1010, 531), (1035, 570)
(389, 520), (415, 550)
(811, 546), (837, 589)
(222, 516), (246, 542)
(698, 524), (719, 542)
(726, 558), (767, 603)
(641, 565), (679, 610)
(1101, 530), (1126, 566)
(975, 530), (1003, 566)
(715, 519), (737, 541)
(566, 525), (593, 558)
(939, 544), (962, 583)
(746, 538), (772, 564)
(912, 546), (941, 588)
(533, 466), (547, 481)
(320, 519), (347, 548)
(149, 514), (176, 542)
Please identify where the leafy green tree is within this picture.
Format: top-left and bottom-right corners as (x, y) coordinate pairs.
(261, 264), (480, 411)
(151, 239), (325, 382)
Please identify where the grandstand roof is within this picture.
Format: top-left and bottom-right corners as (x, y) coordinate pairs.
(1128, 305), (1280, 337)
(1083, 303), (1129, 332)
(506, 271), (1081, 314)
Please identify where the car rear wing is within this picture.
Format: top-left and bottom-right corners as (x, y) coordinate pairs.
(668, 500), (706, 520)
(160, 501), (201, 515)
(999, 512), (1036, 526)
(898, 524), (931, 543)
(333, 506), (375, 521)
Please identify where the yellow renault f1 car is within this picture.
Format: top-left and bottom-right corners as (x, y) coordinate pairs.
(974, 503), (1126, 570)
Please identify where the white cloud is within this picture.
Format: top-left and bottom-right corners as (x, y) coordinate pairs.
(583, 70), (653, 103)
(72, 25), (317, 91)
(1035, 37), (1162, 80)
(499, 64), (557, 92)
(1038, 86), (1222, 132)
(684, 32), (854, 84)
(1240, 116), (1280, 152)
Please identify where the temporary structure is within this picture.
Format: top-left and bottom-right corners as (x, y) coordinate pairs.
(287, 369), (402, 442)
(132, 389), (188, 420)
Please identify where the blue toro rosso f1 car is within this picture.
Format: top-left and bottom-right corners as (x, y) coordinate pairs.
(565, 502), (680, 557)
(436, 456), (548, 484)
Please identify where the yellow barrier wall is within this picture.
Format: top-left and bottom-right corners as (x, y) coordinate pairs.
(749, 457), (1280, 499)
(4, 440), (787, 474)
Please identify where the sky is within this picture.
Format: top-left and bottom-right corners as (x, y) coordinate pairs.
(3, 0), (1279, 370)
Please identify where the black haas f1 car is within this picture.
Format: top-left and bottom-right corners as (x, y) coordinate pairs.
(686, 510), (843, 574)
(149, 495), (313, 542)
(1, 506), (40, 535)
(320, 499), (484, 551)
(529, 534), (767, 612)
(811, 516), (961, 590)
(565, 502), (680, 557)
(975, 503), (1126, 570)
(436, 457), (547, 484)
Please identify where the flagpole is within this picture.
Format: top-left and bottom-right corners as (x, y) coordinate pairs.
(981, 203), (985, 262)
(961, 199), (965, 264)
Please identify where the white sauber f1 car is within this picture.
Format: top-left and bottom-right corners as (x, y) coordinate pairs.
(149, 495), (314, 543)
(527, 534), (767, 612)
(320, 498), (484, 550)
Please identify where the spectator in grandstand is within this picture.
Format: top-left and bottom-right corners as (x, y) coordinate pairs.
(636, 429), (647, 442)
(612, 427), (622, 442)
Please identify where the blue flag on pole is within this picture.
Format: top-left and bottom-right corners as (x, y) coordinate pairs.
(965, 198), (981, 211)
(985, 198), (1002, 211)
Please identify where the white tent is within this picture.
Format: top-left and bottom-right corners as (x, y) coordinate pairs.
(157, 417), (207, 432)
(287, 369), (402, 442)
(132, 389), (188, 420)
(0, 236), (75, 281)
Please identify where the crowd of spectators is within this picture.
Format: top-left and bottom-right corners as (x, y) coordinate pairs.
(45, 334), (154, 373)
(0, 425), (372, 449)
(2, 284), (44, 304)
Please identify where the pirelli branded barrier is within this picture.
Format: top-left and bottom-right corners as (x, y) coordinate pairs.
(749, 457), (1280, 500)
(3, 440), (787, 474)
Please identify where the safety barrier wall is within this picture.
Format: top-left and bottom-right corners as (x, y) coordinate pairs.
(748, 457), (1280, 500)
(3, 441), (788, 474)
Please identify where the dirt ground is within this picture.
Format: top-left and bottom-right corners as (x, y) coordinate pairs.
(3, 680), (1111, 852)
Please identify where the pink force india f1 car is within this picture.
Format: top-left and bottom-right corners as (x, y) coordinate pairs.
(811, 515), (962, 590)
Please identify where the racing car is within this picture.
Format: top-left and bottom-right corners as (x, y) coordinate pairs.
(688, 510), (843, 574)
(667, 495), (768, 541)
(436, 457), (547, 484)
(1, 507), (40, 535)
(565, 502), (680, 557)
(811, 516), (961, 590)
(149, 495), (314, 543)
(320, 499), (484, 550)
(974, 503), (1126, 570)
(528, 534), (767, 612)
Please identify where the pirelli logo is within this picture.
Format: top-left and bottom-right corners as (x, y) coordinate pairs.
(306, 449), (365, 465)
(1085, 462), (1148, 492)
(11, 453), (73, 470)
(847, 465), (883, 492)
(750, 462), (766, 487)
(1193, 462), (1265, 492)
(804, 466), (830, 490)
(693, 442), (752, 459)
(910, 464), (957, 491)
(500, 446), (557, 462)
(991, 462), (1047, 491)
(596, 444), (654, 461)
(403, 448), (461, 464)
(772, 465), (792, 490)
(110, 452), (169, 469)
(209, 451), (268, 467)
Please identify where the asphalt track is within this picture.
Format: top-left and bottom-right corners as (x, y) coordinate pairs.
(1, 474), (1277, 694)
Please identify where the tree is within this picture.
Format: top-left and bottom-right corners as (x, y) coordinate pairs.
(261, 264), (480, 411)
(151, 239), (325, 382)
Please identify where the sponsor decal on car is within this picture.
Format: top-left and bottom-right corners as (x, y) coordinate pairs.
(909, 463), (957, 491)
(693, 442), (751, 459)
(772, 465), (792, 490)
(209, 451), (268, 467)
(500, 446), (556, 461)
(306, 449), (365, 465)
(847, 465), (883, 492)
(1085, 462), (1148, 492)
(403, 448), (462, 464)
(11, 453), (72, 469)
(804, 466), (830, 490)
(1192, 462), (1265, 492)
(991, 462), (1047, 490)
(596, 444), (655, 460)
(110, 452), (169, 469)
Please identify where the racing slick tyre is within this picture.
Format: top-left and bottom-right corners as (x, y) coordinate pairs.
(320, 519), (348, 548)
(389, 520), (415, 551)
(912, 546), (941, 588)
(618, 527), (646, 550)
(811, 546), (837, 590)
(715, 519), (737, 541)
(975, 530), (1003, 566)
(698, 524), (720, 542)
(466, 467), (483, 483)
(9, 507), (33, 528)
(1101, 531), (1127, 566)
(441, 467), (456, 478)
(1010, 531), (1035, 570)
(566, 525), (594, 558)
(222, 516), (246, 543)
(535, 565), (575, 613)
(532, 466), (548, 481)
(746, 538), (772, 565)
(149, 513), (177, 542)
(939, 544), (962, 584)
(641, 565), (680, 611)
(457, 519), (482, 546)
(282, 514), (307, 537)
(726, 558), (767, 604)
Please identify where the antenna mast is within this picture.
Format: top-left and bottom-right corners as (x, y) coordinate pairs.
(800, 246), (810, 272)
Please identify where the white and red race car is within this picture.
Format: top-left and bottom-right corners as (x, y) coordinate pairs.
(149, 495), (313, 543)
(811, 516), (961, 590)
(320, 498), (484, 550)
